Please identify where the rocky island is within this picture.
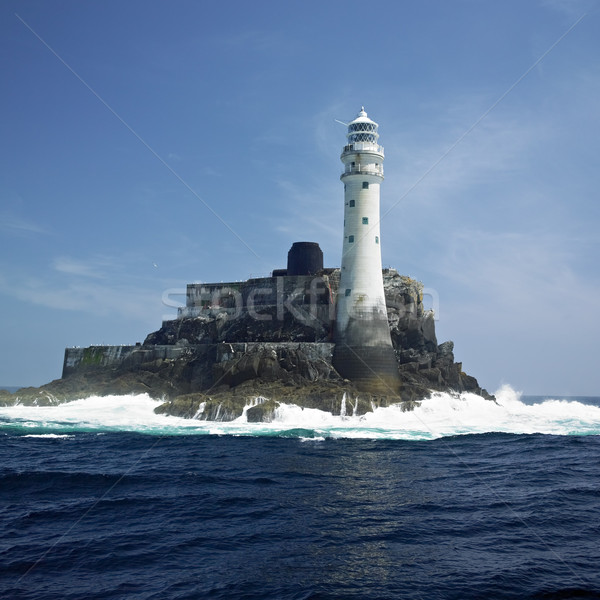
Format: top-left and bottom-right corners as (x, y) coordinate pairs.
(0, 108), (493, 420)
(0, 250), (492, 421)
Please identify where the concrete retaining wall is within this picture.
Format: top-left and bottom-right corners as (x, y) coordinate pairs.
(62, 345), (190, 378)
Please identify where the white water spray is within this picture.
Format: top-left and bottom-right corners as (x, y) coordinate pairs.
(0, 386), (599, 439)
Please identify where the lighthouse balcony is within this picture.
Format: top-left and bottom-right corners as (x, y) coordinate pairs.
(341, 164), (384, 178)
(341, 142), (384, 156)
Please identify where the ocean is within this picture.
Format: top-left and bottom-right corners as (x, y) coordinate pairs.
(1, 386), (599, 599)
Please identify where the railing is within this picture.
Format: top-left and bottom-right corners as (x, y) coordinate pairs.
(341, 164), (384, 177)
(341, 142), (384, 155)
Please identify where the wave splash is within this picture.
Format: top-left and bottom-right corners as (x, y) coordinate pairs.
(1, 385), (599, 439)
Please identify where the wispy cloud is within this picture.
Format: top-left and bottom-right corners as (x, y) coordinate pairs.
(0, 268), (163, 327)
(0, 214), (50, 236)
(52, 256), (110, 279)
(199, 165), (222, 177)
(433, 226), (600, 379)
(389, 118), (533, 208)
(439, 229), (579, 297)
(271, 177), (342, 260)
(540, 0), (593, 20)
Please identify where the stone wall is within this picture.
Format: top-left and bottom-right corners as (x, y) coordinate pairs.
(179, 273), (337, 319)
(147, 269), (427, 349)
(62, 344), (190, 378)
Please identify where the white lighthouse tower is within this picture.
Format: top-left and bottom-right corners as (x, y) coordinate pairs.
(333, 107), (400, 392)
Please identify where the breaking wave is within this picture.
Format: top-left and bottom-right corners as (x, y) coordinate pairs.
(1, 385), (599, 439)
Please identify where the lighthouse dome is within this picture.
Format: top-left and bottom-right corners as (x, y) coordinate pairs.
(347, 107), (379, 143)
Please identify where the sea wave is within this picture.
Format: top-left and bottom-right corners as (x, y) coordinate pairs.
(21, 433), (73, 439)
(0, 386), (599, 439)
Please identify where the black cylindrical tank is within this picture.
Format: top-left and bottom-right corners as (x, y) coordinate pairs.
(287, 242), (323, 276)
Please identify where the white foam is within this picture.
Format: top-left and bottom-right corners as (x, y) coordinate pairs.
(21, 433), (73, 439)
(0, 394), (195, 434)
(0, 386), (599, 439)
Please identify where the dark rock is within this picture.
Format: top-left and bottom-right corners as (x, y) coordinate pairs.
(399, 362), (419, 375)
(421, 311), (438, 351)
(200, 398), (245, 421)
(246, 399), (280, 422)
(10, 269), (494, 420)
(154, 393), (206, 419)
(421, 368), (443, 385)
(437, 341), (455, 358)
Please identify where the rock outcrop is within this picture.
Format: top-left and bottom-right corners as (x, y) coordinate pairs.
(0, 269), (493, 420)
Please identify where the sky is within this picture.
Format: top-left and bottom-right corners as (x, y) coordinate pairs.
(1, 0), (599, 395)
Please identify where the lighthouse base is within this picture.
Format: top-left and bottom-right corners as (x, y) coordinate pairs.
(332, 344), (401, 394)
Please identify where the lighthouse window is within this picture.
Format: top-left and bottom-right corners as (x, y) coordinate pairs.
(348, 235), (354, 243)
(362, 182), (369, 189)
(349, 123), (376, 133)
(349, 200), (355, 207)
(362, 217), (368, 224)
(375, 236), (379, 244)
(345, 289), (351, 297)
(349, 133), (377, 143)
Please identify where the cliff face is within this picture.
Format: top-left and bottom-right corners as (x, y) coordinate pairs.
(144, 269), (485, 401)
(0, 269), (493, 420)
(384, 273), (484, 398)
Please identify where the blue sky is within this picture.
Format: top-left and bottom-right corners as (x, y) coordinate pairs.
(1, 0), (599, 395)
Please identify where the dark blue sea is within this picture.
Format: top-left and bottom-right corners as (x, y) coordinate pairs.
(1, 388), (600, 599)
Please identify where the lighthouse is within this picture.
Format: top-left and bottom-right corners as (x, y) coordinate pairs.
(332, 107), (400, 392)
